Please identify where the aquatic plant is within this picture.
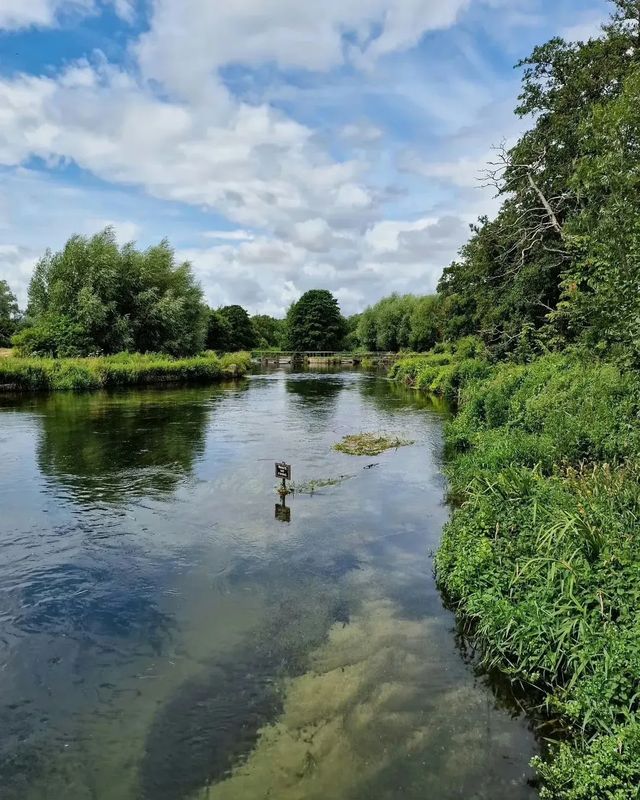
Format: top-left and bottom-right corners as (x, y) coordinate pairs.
(0, 351), (252, 392)
(290, 474), (355, 494)
(334, 433), (414, 456)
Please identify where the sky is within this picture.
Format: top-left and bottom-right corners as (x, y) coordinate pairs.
(0, 0), (610, 317)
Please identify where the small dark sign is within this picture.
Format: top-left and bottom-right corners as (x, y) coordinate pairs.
(275, 502), (291, 523)
(275, 462), (292, 480)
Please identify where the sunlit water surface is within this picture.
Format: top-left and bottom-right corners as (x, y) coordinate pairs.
(0, 371), (538, 799)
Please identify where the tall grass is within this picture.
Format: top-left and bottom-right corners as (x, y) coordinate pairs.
(0, 351), (252, 392)
(392, 349), (640, 798)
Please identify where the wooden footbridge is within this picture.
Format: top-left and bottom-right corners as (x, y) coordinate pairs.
(253, 351), (399, 367)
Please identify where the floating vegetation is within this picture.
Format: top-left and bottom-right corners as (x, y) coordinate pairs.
(290, 475), (355, 494)
(334, 433), (414, 457)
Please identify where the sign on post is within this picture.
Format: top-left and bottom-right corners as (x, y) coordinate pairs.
(275, 462), (292, 481)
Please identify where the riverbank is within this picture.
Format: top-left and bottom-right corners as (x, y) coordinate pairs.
(390, 346), (640, 798)
(0, 351), (251, 392)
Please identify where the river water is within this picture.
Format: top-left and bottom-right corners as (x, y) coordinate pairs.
(0, 370), (538, 799)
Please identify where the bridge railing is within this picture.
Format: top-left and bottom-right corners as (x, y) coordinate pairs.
(252, 351), (399, 359)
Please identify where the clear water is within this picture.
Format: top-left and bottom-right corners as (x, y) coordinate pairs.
(0, 370), (538, 800)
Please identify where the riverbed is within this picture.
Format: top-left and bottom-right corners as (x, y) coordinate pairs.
(0, 370), (538, 799)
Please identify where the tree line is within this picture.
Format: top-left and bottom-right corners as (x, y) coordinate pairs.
(3, 0), (640, 364)
(0, 228), (443, 356)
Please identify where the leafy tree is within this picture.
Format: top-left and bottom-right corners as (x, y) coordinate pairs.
(285, 290), (347, 351)
(342, 314), (362, 351)
(0, 279), (19, 347)
(219, 305), (256, 351)
(205, 309), (232, 351)
(553, 63), (640, 363)
(409, 295), (440, 352)
(18, 228), (207, 357)
(355, 294), (440, 352)
(356, 309), (378, 351)
(435, 0), (640, 359)
(251, 314), (285, 349)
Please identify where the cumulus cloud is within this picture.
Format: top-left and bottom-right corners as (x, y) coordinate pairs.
(0, 0), (554, 315)
(135, 0), (475, 98)
(0, 0), (133, 29)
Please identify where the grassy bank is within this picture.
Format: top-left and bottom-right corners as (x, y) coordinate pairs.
(0, 351), (251, 392)
(391, 348), (640, 798)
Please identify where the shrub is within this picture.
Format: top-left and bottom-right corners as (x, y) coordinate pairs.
(0, 352), (251, 392)
(391, 346), (640, 797)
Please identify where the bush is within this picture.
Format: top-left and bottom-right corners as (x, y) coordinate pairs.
(0, 352), (252, 392)
(391, 347), (640, 797)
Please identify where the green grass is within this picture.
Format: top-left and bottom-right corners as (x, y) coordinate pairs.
(391, 348), (640, 798)
(0, 351), (252, 392)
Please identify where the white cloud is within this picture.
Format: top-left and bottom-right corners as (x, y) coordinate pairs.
(136, 0), (476, 101)
(88, 219), (141, 243)
(0, 0), (131, 29)
(0, 0), (539, 315)
(561, 9), (607, 42)
(203, 230), (255, 242)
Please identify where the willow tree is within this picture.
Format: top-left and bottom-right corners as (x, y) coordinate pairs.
(18, 228), (207, 357)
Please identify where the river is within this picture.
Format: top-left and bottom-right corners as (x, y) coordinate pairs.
(0, 370), (538, 799)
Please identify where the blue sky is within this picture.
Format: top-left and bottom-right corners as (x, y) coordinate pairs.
(0, 0), (610, 315)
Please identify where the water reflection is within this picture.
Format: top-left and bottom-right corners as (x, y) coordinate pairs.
(358, 374), (452, 415)
(285, 372), (342, 425)
(275, 495), (291, 522)
(36, 389), (212, 504)
(0, 372), (538, 800)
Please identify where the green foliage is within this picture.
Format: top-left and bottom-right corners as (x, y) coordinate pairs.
(434, 0), (640, 362)
(219, 305), (257, 351)
(251, 314), (285, 349)
(19, 228), (208, 357)
(553, 65), (640, 365)
(0, 279), (19, 347)
(356, 294), (440, 352)
(286, 290), (346, 351)
(392, 348), (640, 797)
(0, 352), (251, 392)
(342, 314), (362, 351)
(534, 722), (640, 800)
(205, 309), (232, 352)
(389, 338), (489, 400)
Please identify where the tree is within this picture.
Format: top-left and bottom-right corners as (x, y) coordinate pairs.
(409, 295), (440, 352)
(433, 0), (640, 358)
(16, 228), (207, 357)
(219, 305), (256, 351)
(0, 280), (19, 347)
(355, 295), (434, 352)
(356, 309), (378, 351)
(205, 309), (231, 351)
(552, 63), (640, 363)
(342, 314), (362, 351)
(251, 315), (285, 349)
(285, 290), (347, 351)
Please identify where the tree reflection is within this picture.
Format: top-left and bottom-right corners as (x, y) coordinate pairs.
(36, 388), (212, 503)
(359, 375), (451, 415)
